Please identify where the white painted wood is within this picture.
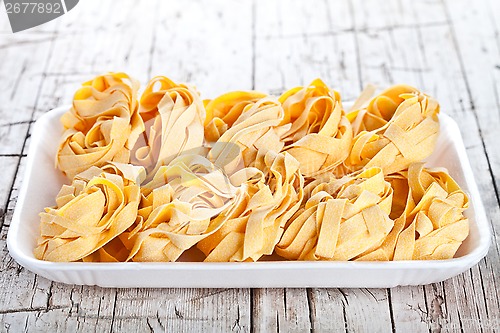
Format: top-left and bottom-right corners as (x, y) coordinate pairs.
(255, 0), (352, 38)
(149, 0), (254, 98)
(0, 0), (498, 332)
(252, 288), (311, 332)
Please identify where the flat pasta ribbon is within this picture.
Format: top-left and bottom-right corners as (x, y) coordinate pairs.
(208, 96), (290, 173)
(343, 85), (440, 175)
(37, 73), (471, 264)
(131, 76), (206, 176)
(124, 154), (251, 262)
(204, 91), (268, 142)
(197, 150), (304, 262)
(276, 167), (393, 261)
(57, 73), (144, 179)
(279, 79), (352, 177)
(33, 163), (143, 262)
(357, 163), (469, 261)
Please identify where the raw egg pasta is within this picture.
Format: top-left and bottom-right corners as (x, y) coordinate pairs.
(279, 79), (352, 177)
(197, 150), (304, 262)
(343, 85), (440, 175)
(57, 73), (144, 179)
(276, 167), (393, 261)
(131, 76), (206, 176)
(34, 163), (143, 261)
(35, 73), (469, 262)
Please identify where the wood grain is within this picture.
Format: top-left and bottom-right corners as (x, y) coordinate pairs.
(0, 0), (498, 332)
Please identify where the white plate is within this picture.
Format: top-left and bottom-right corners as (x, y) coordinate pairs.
(7, 106), (491, 288)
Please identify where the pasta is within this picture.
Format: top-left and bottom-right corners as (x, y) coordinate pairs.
(197, 150), (304, 262)
(342, 85), (440, 175)
(204, 91), (267, 142)
(131, 76), (206, 176)
(34, 163), (143, 262)
(208, 95), (289, 171)
(276, 167), (393, 260)
(386, 163), (468, 260)
(279, 79), (352, 177)
(36, 73), (470, 263)
(124, 154), (253, 262)
(57, 73), (144, 179)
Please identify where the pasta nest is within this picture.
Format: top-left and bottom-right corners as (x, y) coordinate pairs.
(57, 73), (144, 179)
(276, 167), (393, 261)
(34, 163), (144, 262)
(343, 84), (440, 175)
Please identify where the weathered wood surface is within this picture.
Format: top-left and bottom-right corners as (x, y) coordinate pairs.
(0, 0), (498, 332)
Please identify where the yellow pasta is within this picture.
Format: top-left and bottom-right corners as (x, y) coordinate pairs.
(198, 150), (304, 262)
(34, 163), (143, 262)
(343, 84), (440, 175)
(124, 154), (255, 262)
(57, 73), (144, 179)
(208, 95), (288, 173)
(204, 91), (268, 141)
(279, 79), (352, 177)
(275, 167), (393, 260)
(354, 163), (469, 261)
(131, 76), (206, 175)
(36, 73), (471, 263)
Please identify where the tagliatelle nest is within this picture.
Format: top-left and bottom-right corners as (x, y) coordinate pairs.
(124, 154), (250, 262)
(36, 73), (470, 262)
(379, 163), (469, 261)
(57, 73), (144, 179)
(131, 76), (206, 176)
(279, 79), (353, 177)
(197, 150), (304, 262)
(342, 85), (440, 175)
(276, 167), (393, 260)
(34, 163), (144, 262)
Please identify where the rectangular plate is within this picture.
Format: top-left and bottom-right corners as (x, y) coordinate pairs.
(7, 106), (492, 288)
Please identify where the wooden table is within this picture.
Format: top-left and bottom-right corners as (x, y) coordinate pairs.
(0, 0), (498, 331)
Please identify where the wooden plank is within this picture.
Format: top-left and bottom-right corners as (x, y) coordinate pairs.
(255, 0), (352, 38)
(252, 288), (311, 332)
(0, 157), (17, 212)
(310, 288), (397, 332)
(0, 281), (116, 332)
(350, 0), (447, 31)
(255, 32), (361, 100)
(110, 288), (250, 332)
(0, 2), (10, 33)
(0, 32), (56, 155)
(149, 0), (254, 98)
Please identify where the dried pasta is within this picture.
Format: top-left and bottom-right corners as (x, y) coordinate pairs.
(57, 73), (144, 179)
(279, 79), (352, 177)
(343, 85), (440, 175)
(276, 167), (393, 260)
(34, 163), (143, 261)
(124, 154), (251, 262)
(197, 150), (304, 262)
(381, 163), (468, 260)
(36, 73), (470, 263)
(131, 76), (206, 176)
